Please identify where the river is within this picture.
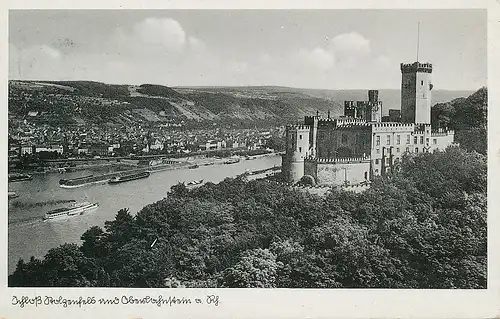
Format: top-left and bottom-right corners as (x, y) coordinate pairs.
(8, 155), (281, 274)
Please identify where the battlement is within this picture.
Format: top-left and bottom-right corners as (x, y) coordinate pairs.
(400, 62), (433, 73)
(372, 122), (414, 132)
(286, 124), (311, 131)
(431, 129), (455, 136)
(336, 118), (369, 126)
(317, 117), (337, 122)
(336, 123), (372, 130)
(306, 156), (371, 164)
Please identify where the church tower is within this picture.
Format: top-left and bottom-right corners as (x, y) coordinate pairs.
(400, 62), (433, 124)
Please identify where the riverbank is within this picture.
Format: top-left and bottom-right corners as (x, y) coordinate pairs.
(52, 154), (279, 188)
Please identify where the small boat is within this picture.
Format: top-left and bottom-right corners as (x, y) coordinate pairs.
(43, 202), (99, 221)
(8, 191), (19, 199)
(8, 173), (33, 182)
(108, 171), (150, 184)
(224, 158), (240, 164)
(186, 179), (204, 186)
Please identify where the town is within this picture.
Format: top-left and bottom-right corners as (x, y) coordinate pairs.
(8, 111), (285, 171)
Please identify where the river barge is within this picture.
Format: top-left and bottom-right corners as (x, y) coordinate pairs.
(59, 174), (112, 188)
(108, 171), (150, 184)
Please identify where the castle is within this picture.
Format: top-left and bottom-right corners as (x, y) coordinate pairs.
(282, 61), (455, 186)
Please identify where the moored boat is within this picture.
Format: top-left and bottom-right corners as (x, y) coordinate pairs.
(8, 173), (33, 182)
(8, 191), (19, 199)
(43, 201), (99, 221)
(186, 179), (204, 186)
(224, 158), (240, 164)
(108, 171), (150, 184)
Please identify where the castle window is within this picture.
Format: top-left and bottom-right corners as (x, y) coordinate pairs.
(407, 135), (411, 144)
(299, 147), (302, 152)
(420, 136), (424, 144)
(406, 147), (410, 152)
(421, 80), (424, 86)
(433, 138), (437, 145)
(396, 147), (400, 153)
(375, 159), (379, 164)
(386, 135), (391, 145)
(396, 135), (401, 145)
(426, 138), (429, 144)
(376, 148), (380, 154)
(414, 136), (418, 144)
(415, 147), (419, 153)
(376, 136), (380, 146)
(299, 135), (302, 140)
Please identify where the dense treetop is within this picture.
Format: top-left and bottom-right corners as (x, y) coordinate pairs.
(432, 87), (487, 154)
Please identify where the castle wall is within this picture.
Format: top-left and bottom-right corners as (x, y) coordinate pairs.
(430, 129), (455, 152)
(371, 122), (415, 176)
(316, 127), (371, 158)
(304, 159), (318, 181)
(316, 161), (370, 186)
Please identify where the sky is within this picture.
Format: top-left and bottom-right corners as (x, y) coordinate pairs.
(8, 9), (487, 90)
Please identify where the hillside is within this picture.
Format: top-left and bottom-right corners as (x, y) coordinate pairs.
(9, 80), (474, 128)
(431, 87), (487, 154)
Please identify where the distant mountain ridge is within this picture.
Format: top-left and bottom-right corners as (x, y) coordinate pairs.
(8, 80), (476, 128)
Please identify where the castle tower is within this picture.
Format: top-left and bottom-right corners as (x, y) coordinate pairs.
(282, 125), (311, 183)
(344, 101), (357, 118)
(367, 90), (382, 122)
(400, 62), (433, 124)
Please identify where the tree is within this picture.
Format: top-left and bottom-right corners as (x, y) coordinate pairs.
(40, 244), (101, 287)
(221, 248), (283, 288)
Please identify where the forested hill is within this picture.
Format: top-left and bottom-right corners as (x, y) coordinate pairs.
(431, 87), (487, 154)
(8, 80), (474, 128)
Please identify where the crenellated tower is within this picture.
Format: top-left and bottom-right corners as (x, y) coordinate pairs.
(400, 62), (433, 124)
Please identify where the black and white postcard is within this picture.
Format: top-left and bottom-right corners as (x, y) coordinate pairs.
(1, 1), (499, 318)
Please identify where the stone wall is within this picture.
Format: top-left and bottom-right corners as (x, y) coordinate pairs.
(316, 161), (370, 186)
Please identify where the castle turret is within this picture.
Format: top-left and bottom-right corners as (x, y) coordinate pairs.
(400, 62), (433, 124)
(344, 101), (357, 118)
(282, 124), (311, 183)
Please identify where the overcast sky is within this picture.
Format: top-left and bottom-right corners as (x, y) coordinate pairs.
(9, 9), (486, 90)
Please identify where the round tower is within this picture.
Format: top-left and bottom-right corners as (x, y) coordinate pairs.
(283, 125), (311, 183)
